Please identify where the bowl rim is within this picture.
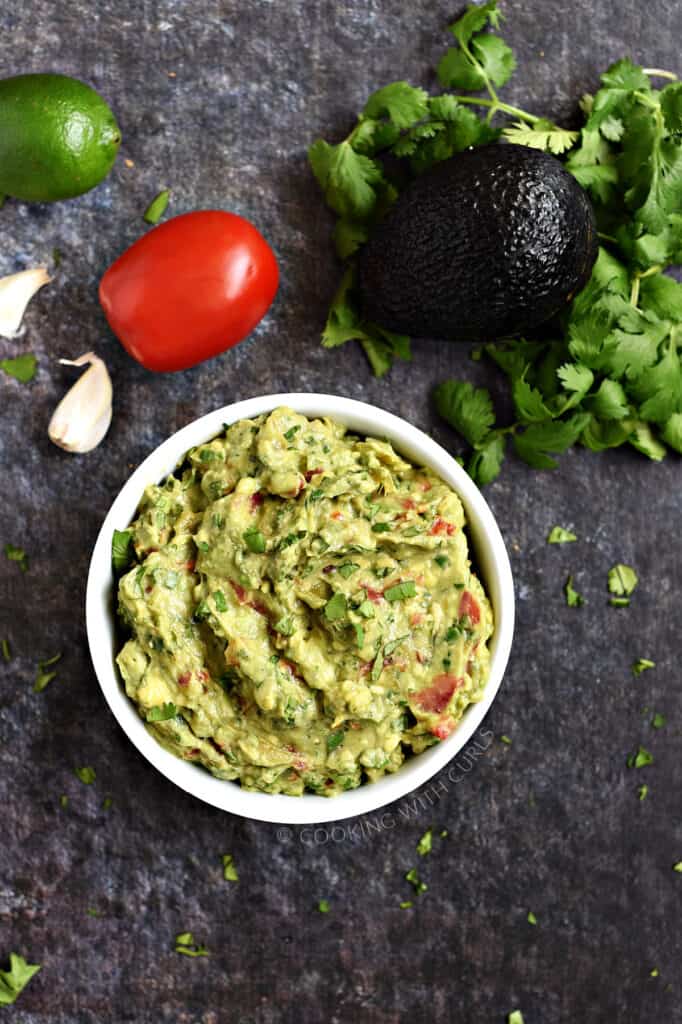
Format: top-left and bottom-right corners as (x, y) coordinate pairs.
(86, 392), (515, 824)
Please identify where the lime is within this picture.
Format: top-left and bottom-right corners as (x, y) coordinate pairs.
(0, 73), (121, 202)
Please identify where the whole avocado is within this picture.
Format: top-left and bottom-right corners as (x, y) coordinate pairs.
(357, 144), (598, 341)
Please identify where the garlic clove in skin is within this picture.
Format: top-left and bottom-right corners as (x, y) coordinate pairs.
(0, 266), (52, 338)
(48, 352), (113, 454)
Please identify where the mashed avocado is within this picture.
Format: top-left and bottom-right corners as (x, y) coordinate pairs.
(116, 407), (493, 797)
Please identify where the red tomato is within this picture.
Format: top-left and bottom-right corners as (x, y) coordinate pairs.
(99, 210), (278, 371)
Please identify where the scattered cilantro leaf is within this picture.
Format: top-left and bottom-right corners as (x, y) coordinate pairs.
(405, 867), (428, 894)
(400, 900), (413, 909)
(213, 590), (227, 613)
(651, 712), (665, 729)
(627, 746), (653, 768)
(75, 766), (96, 785)
(317, 899), (331, 913)
(4, 543), (28, 572)
(1, 639), (10, 662)
(0, 354), (37, 384)
(508, 1013), (525, 1024)
(674, 862), (682, 873)
(527, 911), (537, 925)
(222, 854), (239, 882)
(174, 932), (209, 957)
(632, 658), (655, 676)
(0, 953), (41, 1006)
(608, 564), (638, 599)
(143, 188), (170, 224)
(416, 829), (432, 856)
(564, 575), (584, 607)
(500, 734), (512, 745)
(547, 526), (577, 544)
(638, 784), (648, 801)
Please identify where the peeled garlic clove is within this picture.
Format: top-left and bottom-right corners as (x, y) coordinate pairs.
(0, 266), (52, 338)
(48, 352), (113, 454)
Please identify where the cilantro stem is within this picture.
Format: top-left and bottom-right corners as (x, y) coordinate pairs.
(642, 68), (678, 81)
(630, 264), (663, 307)
(597, 232), (618, 244)
(449, 95), (541, 126)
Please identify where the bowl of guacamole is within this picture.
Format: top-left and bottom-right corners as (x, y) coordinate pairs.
(87, 395), (514, 824)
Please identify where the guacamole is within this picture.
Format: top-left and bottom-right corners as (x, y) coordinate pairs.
(116, 407), (493, 797)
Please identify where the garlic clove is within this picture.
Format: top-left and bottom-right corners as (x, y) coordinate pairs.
(48, 352), (113, 454)
(0, 266), (52, 338)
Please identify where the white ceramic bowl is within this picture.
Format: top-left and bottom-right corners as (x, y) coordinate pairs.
(86, 393), (514, 824)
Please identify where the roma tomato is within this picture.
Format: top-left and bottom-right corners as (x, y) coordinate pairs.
(99, 210), (278, 372)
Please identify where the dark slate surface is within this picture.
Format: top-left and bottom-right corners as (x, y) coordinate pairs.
(1, 2), (680, 1021)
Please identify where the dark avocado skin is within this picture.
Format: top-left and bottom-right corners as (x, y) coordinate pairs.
(357, 144), (598, 341)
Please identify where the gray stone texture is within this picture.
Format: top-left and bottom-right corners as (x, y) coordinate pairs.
(1, 1), (680, 1021)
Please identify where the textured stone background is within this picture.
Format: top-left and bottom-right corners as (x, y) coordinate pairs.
(1, 1), (680, 1021)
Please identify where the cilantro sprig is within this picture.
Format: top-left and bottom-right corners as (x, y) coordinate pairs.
(0, 952), (41, 1006)
(310, 3), (681, 482)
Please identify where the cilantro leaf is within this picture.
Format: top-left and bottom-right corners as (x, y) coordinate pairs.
(362, 82), (429, 130)
(470, 34), (516, 88)
(324, 592), (347, 621)
(146, 702), (177, 722)
(508, 1013), (525, 1024)
(662, 411), (682, 452)
(174, 932), (209, 957)
(222, 854), (238, 882)
(405, 867), (428, 894)
(513, 373), (553, 423)
(326, 729), (345, 752)
(317, 899), (331, 913)
(587, 379), (630, 419)
(608, 563), (638, 598)
(384, 580), (416, 602)
(143, 188), (170, 225)
(333, 220), (369, 260)
(513, 413), (591, 470)
(632, 658), (655, 676)
(628, 421), (667, 461)
(449, 1), (502, 48)
(75, 766), (96, 785)
(467, 432), (506, 486)
(556, 363), (594, 411)
(547, 526), (577, 544)
(434, 379), (496, 446)
(564, 575), (584, 607)
(112, 529), (134, 572)
(660, 82), (682, 134)
(4, 542), (28, 572)
(416, 829), (433, 856)
(627, 745), (653, 768)
(503, 119), (578, 155)
(0, 953), (41, 1006)
(308, 139), (384, 220)
(0, 353), (37, 383)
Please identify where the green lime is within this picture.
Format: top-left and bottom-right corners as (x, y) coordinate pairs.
(0, 73), (121, 202)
